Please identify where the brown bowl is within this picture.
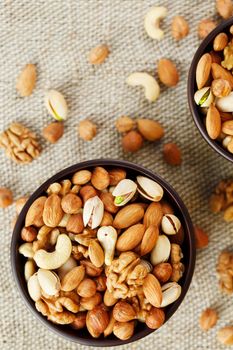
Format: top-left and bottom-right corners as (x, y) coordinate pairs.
(188, 17), (233, 163)
(11, 159), (195, 346)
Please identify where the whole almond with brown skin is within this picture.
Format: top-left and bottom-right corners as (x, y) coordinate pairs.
(91, 167), (110, 190)
(42, 122), (64, 143)
(137, 119), (164, 141)
(206, 104), (221, 140)
(196, 53), (212, 89)
(21, 226), (37, 242)
(194, 226), (209, 249)
(122, 130), (143, 152)
(88, 240), (105, 267)
(158, 59), (179, 87)
(163, 143), (182, 166)
(100, 192), (118, 214)
(80, 292), (102, 311)
(216, 0), (233, 19)
(100, 211), (113, 226)
(113, 301), (136, 322)
(80, 185), (98, 203)
(89, 45), (109, 65)
(72, 170), (92, 185)
(145, 307), (165, 329)
(199, 308), (218, 330)
(140, 225), (159, 256)
(116, 224), (145, 251)
(113, 203), (145, 229)
(16, 63), (36, 97)
(143, 274), (162, 307)
(61, 266), (85, 292)
(222, 120), (233, 135)
(143, 202), (163, 228)
(108, 168), (126, 186)
(43, 194), (64, 227)
(213, 32), (228, 51)
(153, 262), (172, 283)
(212, 63), (233, 89)
(171, 16), (189, 40)
(66, 213), (84, 233)
(25, 196), (46, 227)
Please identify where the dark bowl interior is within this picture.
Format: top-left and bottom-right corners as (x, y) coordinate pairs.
(11, 159), (195, 347)
(188, 17), (233, 163)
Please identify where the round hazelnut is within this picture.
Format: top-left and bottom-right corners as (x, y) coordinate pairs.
(66, 213), (84, 234)
(78, 119), (97, 141)
(86, 304), (109, 336)
(61, 193), (82, 214)
(113, 301), (136, 322)
(95, 275), (107, 292)
(153, 262), (172, 283)
(21, 226), (37, 242)
(145, 307), (165, 329)
(122, 130), (143, 152)
(71, 312), (87, 330)
(113, 321), (134, 340)
(79, 185), (97, 203)
(115, 116), (135, 133)
(42, 122), (64, 143)
(199, 308), (218, 331)
(0, 187), (13, 208)
(77, 278), (97, 298)
(198, 19), (216, 39)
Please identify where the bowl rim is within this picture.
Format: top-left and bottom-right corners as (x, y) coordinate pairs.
(188, 17), (233, 163)
(11, 159), (196, 347)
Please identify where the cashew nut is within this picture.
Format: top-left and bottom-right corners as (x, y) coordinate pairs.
(27, 273), (41, 301)
(34, 234), (72, 269)
(97, 226), (118, 265)
(37, 269), (61, 296)
(19, 242), (34, 258)
(24, 260), (36, 281)
(144, 6), (168, 40)
(126, 72), (160, 102)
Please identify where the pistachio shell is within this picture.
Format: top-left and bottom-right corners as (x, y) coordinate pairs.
(45, 90), (68, 121)
(160, 282), (182, 307)
(216, 92), (233, 112)
(136, 176), (163, 202)
(194, 87), (214, 107)
(37, 269), (61, 296)
(150, 235), (171, 265)
(83, 196), (104, 229)
(161, 214), (181, 235)
(112, 179), (137, 206)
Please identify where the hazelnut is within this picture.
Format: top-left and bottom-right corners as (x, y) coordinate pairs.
(216, 0), (233, 19)
(21, 226), (37, 242)
(42, 122), (64, 143)
(80, 292), (102, 311)
(61, 193), (82, 214)
(194, 226), (209, 249)
(153, 262), (172, 283)
(95, 275), (107, 291)
(115, 116), (135, 133)
(86, 304), (109, 336)
(15, 196), (29, 215)
(145, 307), (165, 329)
(66, 213), (84, 233)
(217, 326), (233, 345)
(71, 312), (87, 329)
(80, 185), (98, 203)
(91, 167), (110, 190)
(163, 143), (182, 166)
(113, 321), (134, 340)
(100, 192), (118, 214)
(108, 168), (126, 186)
(171, 16), (189, 40)
(0, 187), (13, 208)
(122, 130), (143, 152)
(113, 301), (136, 322)
(198, 19), (217, 39)
(100, 211), (113, 226)
(88, 44), (109, 65)
(78, 119), (97, 141)
(199, 308), (218, 331)
(77, 278), (97, 298)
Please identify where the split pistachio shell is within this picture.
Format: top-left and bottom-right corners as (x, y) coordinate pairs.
(150, 235), (171, 265)
(37, 269), (61, 296)
(161, 214), (181, 235)
(136, 176), (163, 202)
(97, 226), (118, 265)
(112, 179), (137, 206)
(216, 92), (233, 112)
(45, 89), (68, 121)
(57, 257), (77, 280)
(160, 282), (182, 307)
(27, 273), (42, 301)
(194, 87), (214, 107)
(83, 196), (104, 229)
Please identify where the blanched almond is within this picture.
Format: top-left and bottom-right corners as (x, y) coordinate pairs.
(206, 104), (221, 139)
(116, 224), (145, 251)
(143, 274), (162, 307)
(43, 194), (64, 227)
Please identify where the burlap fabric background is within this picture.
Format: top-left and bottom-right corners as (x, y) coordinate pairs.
(0, 0), (232, 349)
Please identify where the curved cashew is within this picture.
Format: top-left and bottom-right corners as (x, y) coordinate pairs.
(97, 226), (117, 265)
(19, 242), (34, 258)
(126, 72), (160, 102)
(34, 234), (72, 269)
(144, 6), (168, 40)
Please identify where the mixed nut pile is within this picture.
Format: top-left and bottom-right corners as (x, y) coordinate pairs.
(194, 25), (233, 154)
(18, 167), (185, 340)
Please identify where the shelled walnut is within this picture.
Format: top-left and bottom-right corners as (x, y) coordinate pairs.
(216, 251), (233, 294)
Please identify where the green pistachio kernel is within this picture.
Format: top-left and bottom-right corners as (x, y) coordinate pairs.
(199, 88), (210, 106)
(115, 196), (124, 205)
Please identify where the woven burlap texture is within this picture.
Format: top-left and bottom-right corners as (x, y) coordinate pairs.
(0, 0), (232, 349)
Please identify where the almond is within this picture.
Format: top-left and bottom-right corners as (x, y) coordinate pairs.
(43, 194), (64, 227)
(91, 167), (110, 190)
(206, 104), (221, 139)
(72, 170), (92, 185)
(163, 143), (182, 166)
(25, 196), (46, 227)
(158, 59), (179, 87)
(211, 63), (233, 89)
(140, 225), (159, 256)
(113, 203), (145, 229)
(99, 192), (118, 214)
(116, 224), (145, 251)
(213, 32), (228, 51)
(16, 63), (36, 97)
(143, 202), (163, 228)
(194, 226), (209, 249)
(88, 240), (105, 267)
(222, 120), (233, 135)
(196, 53), (212, 89)
(137, 119), (164, 141)
(61, 266), (85, 292)
(108, 168), (126, 186)
(143, 273), (162, 307)
(66, 213), (84, 233)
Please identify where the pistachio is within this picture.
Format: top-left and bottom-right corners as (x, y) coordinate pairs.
(160, 282), (182, 307)
(194, 87), (214, 108)
(150, 235), (171, 265)
(113, 321), (134, 340)
(112, 179), (137, 206)
(97, 226), (117, 265)
(216, 92), (233, 113)
(83, 196), (104, 229)
(45, 90), (68, 121)
(161, 214), (181, 235)
(37, 269), (61, 296)
(136, 176), (163, 202)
